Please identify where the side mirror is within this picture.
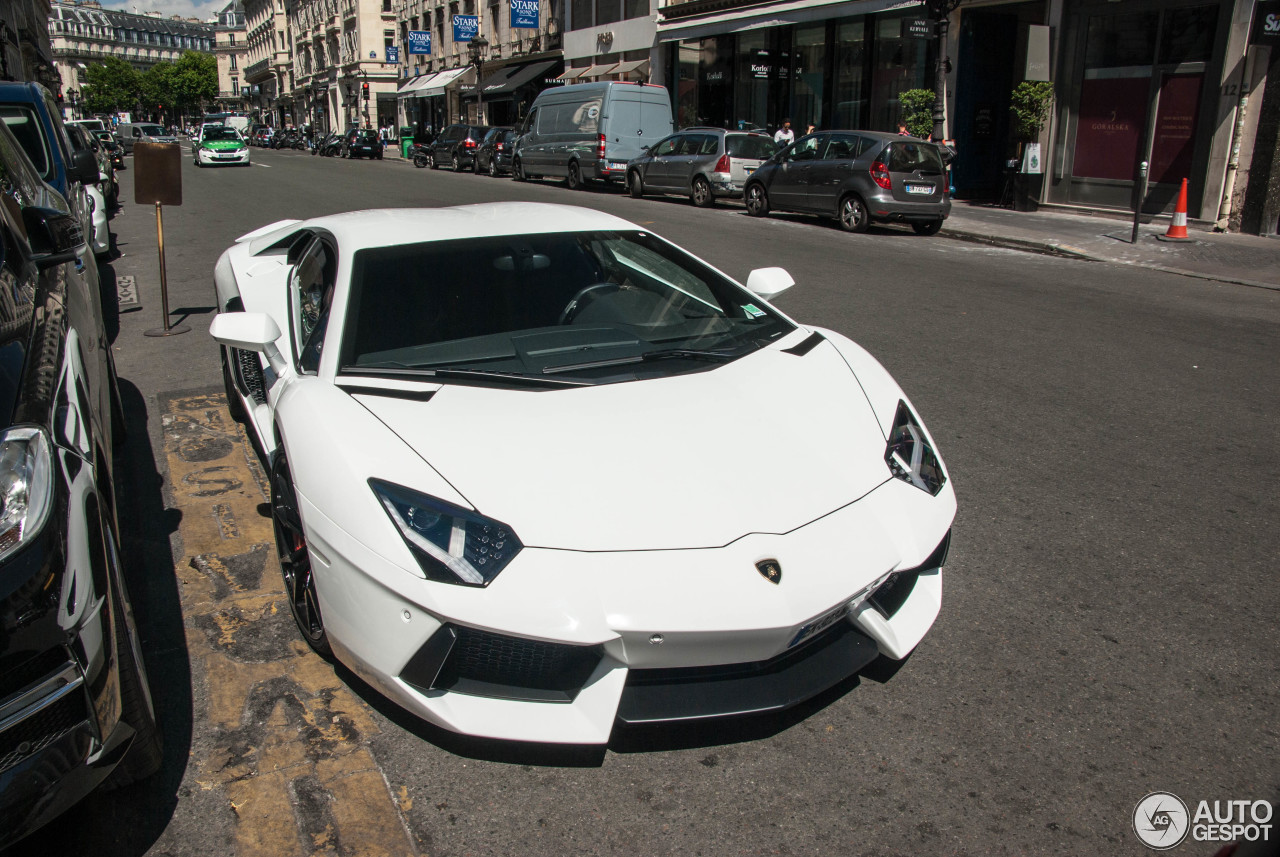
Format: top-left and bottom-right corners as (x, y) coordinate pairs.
(23, 206), (84, 269)
(69, 149), (99, 184)
(210, 312), (287, 376)
(746, 267), (794, 301)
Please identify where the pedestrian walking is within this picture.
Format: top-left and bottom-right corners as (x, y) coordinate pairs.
(774, 119), (794, 146)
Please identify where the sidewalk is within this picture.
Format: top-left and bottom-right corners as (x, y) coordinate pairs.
(942, 202), (1280, 291)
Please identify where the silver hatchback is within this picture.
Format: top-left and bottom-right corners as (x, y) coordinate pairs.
(626, 128), (777, 207)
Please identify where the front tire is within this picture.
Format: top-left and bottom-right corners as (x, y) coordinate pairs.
(489, 157), (499, 177)
(628, 170), (644, 198)
(912, 218), (943, 236)
(839, 194), (870, 233)
(413, 154), (427, 168)
(452, 153), (461, 171)
(745, 183), (769, 217)
(692, 176), (714, 207)
(271, 451), (331, 658)
(512, 157), (526, 181)
(429, 151), (438, 169)
(567, 160), (583, 190)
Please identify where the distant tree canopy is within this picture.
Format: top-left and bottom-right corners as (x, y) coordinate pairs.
(78, 51), (217, 118)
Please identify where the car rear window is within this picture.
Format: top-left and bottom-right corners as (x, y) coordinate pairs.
(725, 134), (776, 160)
(0, 107), (53, 181)
(887, 142), (945, 174)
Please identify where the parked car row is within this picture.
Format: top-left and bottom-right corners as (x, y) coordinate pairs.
(405, 82), (953, 235)
(0, 82), (158, 852)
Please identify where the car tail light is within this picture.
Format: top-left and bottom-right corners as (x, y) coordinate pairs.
(713, 153), (730, 173)
(870, 160), (892, 190)
(597, 133), (606, 160)
(496, 142), (504, 151)
(464, 139), (476, 148)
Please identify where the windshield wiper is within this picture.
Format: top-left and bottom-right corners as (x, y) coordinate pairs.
(429, 367), (591, 388)
(543, 346), (750, 375)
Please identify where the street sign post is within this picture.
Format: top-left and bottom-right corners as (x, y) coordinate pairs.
(133, 142), (189, 337)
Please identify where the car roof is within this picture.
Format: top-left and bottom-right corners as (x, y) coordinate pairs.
(253, 203), (639, 255)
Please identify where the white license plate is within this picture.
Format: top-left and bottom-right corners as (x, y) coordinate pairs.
(607, 161), (627, 171)
(906, 184), (934, 195)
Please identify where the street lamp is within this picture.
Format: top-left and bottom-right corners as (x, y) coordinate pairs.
(924, 0), (961, 143)
(467, 33), (489, 124)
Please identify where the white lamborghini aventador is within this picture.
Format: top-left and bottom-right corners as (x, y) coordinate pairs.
(209, 202), (956, 744)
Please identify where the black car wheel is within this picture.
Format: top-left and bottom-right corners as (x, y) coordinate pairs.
(489, 157), (499, 177)
(839, 194), (870, 233)
(473, 156), (482, 174)
(452, 153), (461, 171)
(628, 170), (644, 199)
(745, 183), (769, 217)
(567, 160), (583, 190)
(912, 219), (943, 236)
(513, 157), (526, 181)
(692, 176), (714, 208)
(271, 451), (331, 657)
(413, 153), (427, 168)
(429, 151), (438, 169)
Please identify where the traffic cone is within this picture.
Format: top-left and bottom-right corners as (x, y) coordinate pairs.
(1157, 178), (1193, 242)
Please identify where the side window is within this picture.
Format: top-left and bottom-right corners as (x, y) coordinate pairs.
(521, 108), (537, 134)
(291, 236), (335, 373)
(570, 99), (600, 133)
(699, 135), (720, 155)
(822, 133), (857, 160)
(653, 136), (679, 157)
(786, 135), (821, 162)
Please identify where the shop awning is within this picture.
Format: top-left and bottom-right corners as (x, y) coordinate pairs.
(420, 66), (472, 97)
(396, 72), (438, 96)
(577, 63), (617, 80)
(554, 66), (587, 83)
(656, 0), (902, 42)
(609, 59), (650, 79)
(484, 60), (560, 95)
(467, 65), (520, 95)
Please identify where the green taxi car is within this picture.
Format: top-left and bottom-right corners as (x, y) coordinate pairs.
(194, 125), (250, 167)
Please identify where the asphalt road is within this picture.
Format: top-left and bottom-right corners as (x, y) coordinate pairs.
(8, 144), (1277, 857)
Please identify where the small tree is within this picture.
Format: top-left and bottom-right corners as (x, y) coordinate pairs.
(1010, 81), (1054, 141)
(81, 57), (139, 116)
(898, 89), (935, 138)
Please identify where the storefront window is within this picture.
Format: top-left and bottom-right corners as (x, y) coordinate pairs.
(869, 15), (929, 131)
(1160, 5), (1217, 64)
(792, 23), (826, 131)
(1084, 11), (1157, 68)
(832, 19), (866, 129)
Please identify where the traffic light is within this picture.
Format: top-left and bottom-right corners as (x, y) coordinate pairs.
(362, 81), (369, 100)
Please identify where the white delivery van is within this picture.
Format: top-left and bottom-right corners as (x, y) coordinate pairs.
(512, 81), (673, 189)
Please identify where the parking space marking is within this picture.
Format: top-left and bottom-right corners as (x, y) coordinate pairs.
(161, 391), (417, 857)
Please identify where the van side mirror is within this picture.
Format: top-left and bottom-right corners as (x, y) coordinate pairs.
(69, 149), (100, 184)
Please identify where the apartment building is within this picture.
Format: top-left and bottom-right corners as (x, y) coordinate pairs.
(243, 0), (293, 126)
(1, 0), (57, 87)
(214, 1), (250, 114)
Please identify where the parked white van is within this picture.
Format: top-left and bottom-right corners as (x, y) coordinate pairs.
(512, 81), (673, 189)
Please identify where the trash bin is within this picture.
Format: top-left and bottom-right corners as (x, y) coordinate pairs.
(400, 126), (413, 158)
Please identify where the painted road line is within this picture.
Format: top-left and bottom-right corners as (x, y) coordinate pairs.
(161, 391), (417, 857)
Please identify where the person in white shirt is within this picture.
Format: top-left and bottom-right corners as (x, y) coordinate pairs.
(774, 119), (794, 146)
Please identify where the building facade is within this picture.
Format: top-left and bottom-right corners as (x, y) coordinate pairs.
(1, 0), (57, 87)
(214, 1), (250, 114)
(47, 0), (215, 119)
(243, 0), (293, 126)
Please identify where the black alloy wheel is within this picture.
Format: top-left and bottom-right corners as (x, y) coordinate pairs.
(271, 451), (331, 657)
(839, 194), (870, 233)
(512, 157), (526, 181)
(489, 156), (499, 177)
(567, 160), (583, 190)
(912, 219), (943, 236)
(628, 170), (644, 198)
(692, 176), (714, 207)
(745, 183), (769, 217)
(452, 152), (461, 171)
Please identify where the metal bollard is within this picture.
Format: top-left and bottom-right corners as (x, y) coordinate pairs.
(1131, 161), (1149, 244)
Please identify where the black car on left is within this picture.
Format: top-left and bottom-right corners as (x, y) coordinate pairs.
(0, 115), (161, 851)
(341, 128), (384, 159)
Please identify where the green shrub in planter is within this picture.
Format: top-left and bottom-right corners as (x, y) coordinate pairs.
(1010, 81), (1054, 141)
(898, 89), (935, 139)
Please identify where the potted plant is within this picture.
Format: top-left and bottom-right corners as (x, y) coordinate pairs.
(1009, 81), (1054, 211)
(898, 89), (936, 139)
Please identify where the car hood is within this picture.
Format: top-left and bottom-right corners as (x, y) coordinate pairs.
(353, 336), (889, 551)
(201, 140), (244, 151)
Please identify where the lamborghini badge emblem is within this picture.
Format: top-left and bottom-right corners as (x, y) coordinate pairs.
(756, 560), (782, 584)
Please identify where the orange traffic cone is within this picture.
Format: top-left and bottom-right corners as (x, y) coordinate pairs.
(1157, 178), (1193, 242)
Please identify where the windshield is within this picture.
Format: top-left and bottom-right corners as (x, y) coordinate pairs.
(138, 124), (165, 136)
(203, 127), (242, 142)
(340, 230), (794, 384)
(726, 134), (776, 159)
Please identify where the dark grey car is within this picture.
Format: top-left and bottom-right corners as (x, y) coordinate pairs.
(473, 127), (515, 175)
(626, 128), (776, 207)
(428, 123), (489, 171)
(744, 131), (951, 234)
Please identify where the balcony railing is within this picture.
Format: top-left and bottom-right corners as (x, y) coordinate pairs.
(244, 58), (271, 80)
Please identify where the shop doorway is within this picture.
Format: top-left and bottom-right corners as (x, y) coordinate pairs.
(952, 10), (1018, 198)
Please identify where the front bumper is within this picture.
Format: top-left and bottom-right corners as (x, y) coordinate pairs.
(197, 147), (250, 166)
(301, 476), (954, 744)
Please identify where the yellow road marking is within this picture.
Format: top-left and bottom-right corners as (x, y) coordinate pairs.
(161, 391), (417, 857)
